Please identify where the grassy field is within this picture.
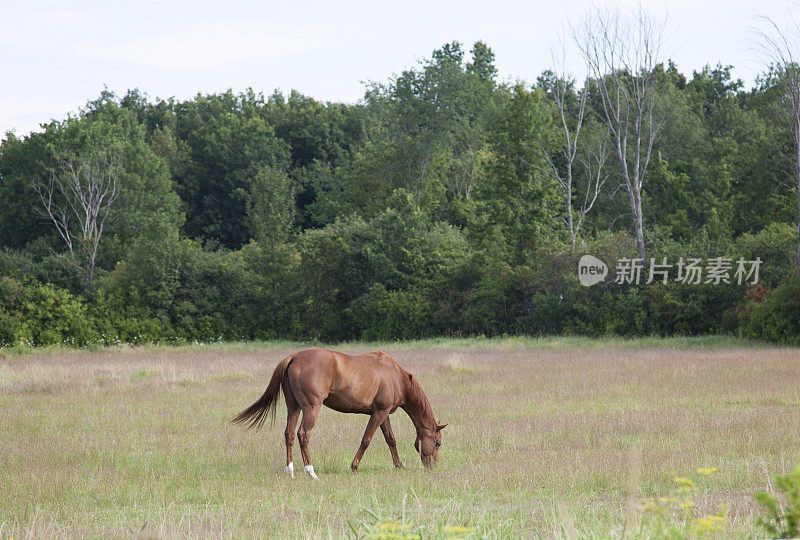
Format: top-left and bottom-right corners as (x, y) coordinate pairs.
(1, 337), (799, 538)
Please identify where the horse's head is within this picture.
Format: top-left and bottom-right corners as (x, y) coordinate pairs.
(415, 423), (447, 467)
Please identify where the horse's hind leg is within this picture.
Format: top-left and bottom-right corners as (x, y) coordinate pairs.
(380, 416), (404, 469)
(282, 388), (300, 479)
(281, 367), (301, 478)
(298, 405), (321, 479)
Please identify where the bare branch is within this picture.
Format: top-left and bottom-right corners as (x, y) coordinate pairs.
(545, 27), (607, 249)
(32, 146), (122, 287)
(755, 9), (800, 268)
(572, 2), (666, 260)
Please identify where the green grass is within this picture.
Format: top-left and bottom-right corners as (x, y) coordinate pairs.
(1, 340), (798, 537)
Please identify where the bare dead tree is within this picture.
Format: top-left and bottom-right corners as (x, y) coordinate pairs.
(577, 134), (610, 238)
(756, 12), (800, 268)
(544, 36), (609, 250)
(573, 4), (666, 260)
(33, 147), (121, 287)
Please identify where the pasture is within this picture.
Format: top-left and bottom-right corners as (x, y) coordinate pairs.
(1, 337), (799, 537)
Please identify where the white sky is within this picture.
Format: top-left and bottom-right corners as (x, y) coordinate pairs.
(1, 0), (795, 137)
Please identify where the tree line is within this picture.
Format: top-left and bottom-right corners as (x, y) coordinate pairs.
(2, 8), (800, 347)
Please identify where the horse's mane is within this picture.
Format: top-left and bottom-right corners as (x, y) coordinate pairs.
(407, 375), (436, 429)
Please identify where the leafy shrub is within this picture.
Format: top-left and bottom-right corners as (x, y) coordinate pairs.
(35, 254), (86, 294)
(464, 264), (536, 336)
(744, 274), (800, 345)
(756, 463), (800, 538)
(296, 190), (472, 341)
(0, 249), (38, 283)
(0, 277), (96, 346)
(734, 222), (798, 287)
(351, 284), (432, 340)
(87, 290), (164, 344)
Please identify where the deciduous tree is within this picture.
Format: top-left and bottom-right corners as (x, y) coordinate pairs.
(33, 146), (121, 287)
(573, 4), (667, 260)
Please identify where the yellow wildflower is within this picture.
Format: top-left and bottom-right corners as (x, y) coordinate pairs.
(691, 515), (725, 535)
(640, 501), (667, 515)
(673, 476), (695, 487)
(377, 521), (410, 532)
(696, 467), (718, 476)
(444, 526), (476, 533)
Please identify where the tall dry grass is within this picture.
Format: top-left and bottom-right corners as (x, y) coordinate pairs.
(1, 342), (799, 537)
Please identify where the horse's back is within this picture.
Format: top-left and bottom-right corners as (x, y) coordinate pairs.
(286, 348), (405, 413)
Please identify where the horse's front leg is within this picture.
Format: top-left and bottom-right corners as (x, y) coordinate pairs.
(380, 416), (404, 469)
(351, 409), (391, 473)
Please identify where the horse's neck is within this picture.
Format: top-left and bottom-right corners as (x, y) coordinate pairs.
(403, 384), (435, 433)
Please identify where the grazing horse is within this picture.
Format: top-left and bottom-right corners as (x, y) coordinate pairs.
(231, 348), (446, 479)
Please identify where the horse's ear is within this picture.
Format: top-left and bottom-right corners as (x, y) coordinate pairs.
(436, 423), (448, 431)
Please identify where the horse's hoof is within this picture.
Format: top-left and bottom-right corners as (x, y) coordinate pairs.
(305, 465), (319, 480)
(285, 462), (294, 479)
(350, 463), (359, 474)
(394, 463), (405, 470)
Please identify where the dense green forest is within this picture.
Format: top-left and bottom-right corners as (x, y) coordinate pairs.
(2, 39), (800, 347)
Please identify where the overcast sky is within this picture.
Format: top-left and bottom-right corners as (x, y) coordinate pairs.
(1, 0), (795, 137)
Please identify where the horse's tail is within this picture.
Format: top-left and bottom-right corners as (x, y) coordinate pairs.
(231, 356), (293, 430)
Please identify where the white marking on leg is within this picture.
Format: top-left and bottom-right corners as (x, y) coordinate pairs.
(285, 462), (294, 478)
(305, 464), (319, 480)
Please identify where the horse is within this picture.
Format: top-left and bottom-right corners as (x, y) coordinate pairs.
(231, 347), (446, 479)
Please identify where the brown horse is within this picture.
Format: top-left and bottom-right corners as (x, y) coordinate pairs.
(231, 348), (446, 479)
